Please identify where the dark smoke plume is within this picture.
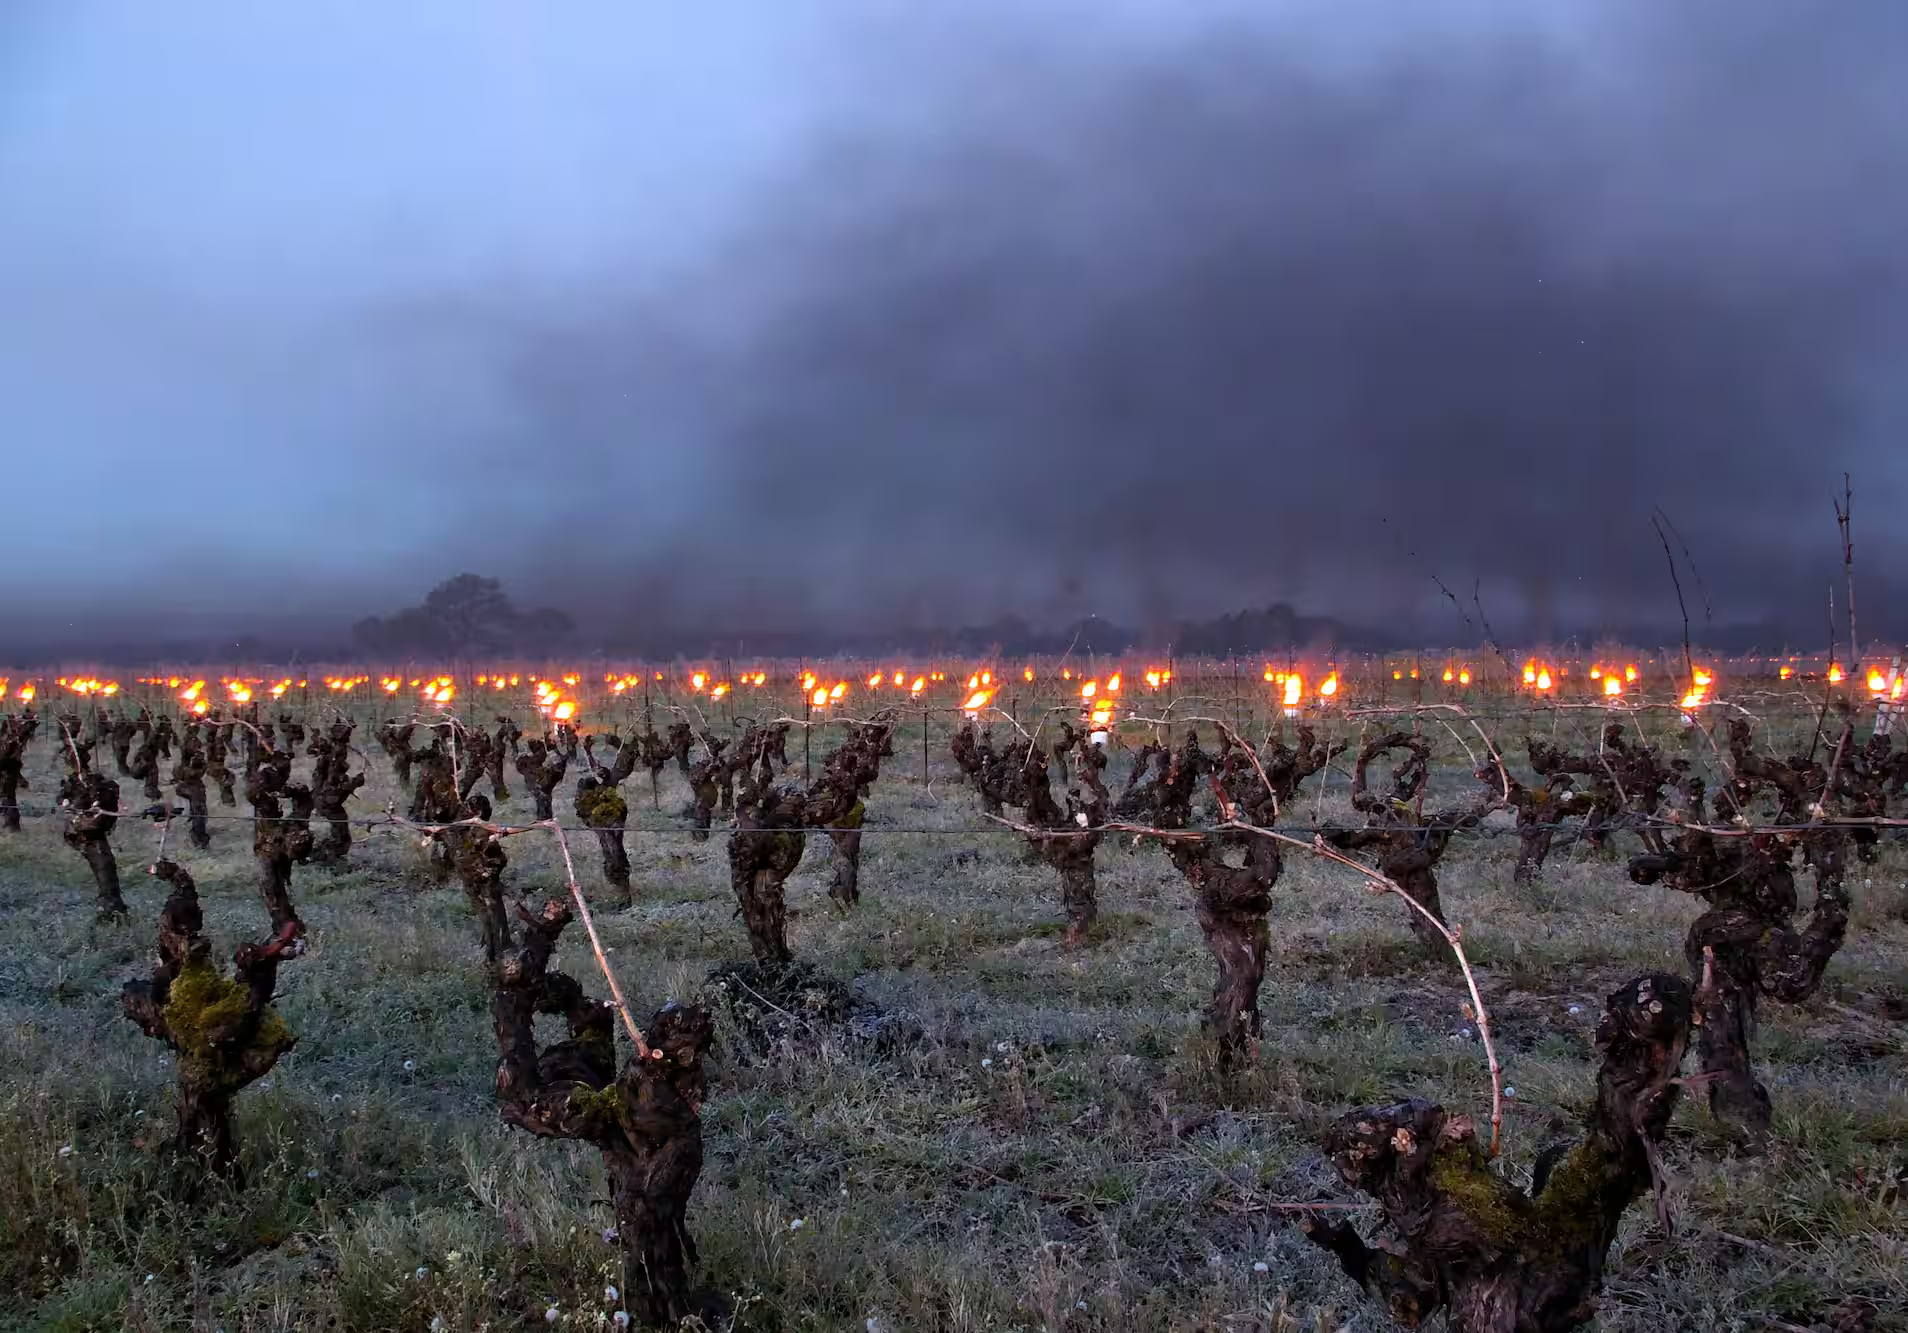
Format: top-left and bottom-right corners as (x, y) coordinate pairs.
(453, 2), (1908, 651)
(13, 3), (1908, 660)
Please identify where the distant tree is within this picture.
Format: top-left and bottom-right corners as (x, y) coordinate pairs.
(353, 575), (574, 657)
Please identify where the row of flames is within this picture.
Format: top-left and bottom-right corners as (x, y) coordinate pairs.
(13, 661), (1905, 721)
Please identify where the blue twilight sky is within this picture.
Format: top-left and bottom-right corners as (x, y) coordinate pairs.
(4, 2), (1906, 652)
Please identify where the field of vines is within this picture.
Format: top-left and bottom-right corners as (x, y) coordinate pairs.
(0, 650), (1903, 1332)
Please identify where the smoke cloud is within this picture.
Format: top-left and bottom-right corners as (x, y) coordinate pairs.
(460, 1), (1908, 649)
(7, 2), (1907, 656)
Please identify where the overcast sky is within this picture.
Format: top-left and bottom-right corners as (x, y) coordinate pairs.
(4, 1), (1905, 653)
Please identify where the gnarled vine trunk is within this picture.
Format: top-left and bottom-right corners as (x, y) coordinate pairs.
(493, 900), (717, 1326)
(1305, 974), (1693, 1332)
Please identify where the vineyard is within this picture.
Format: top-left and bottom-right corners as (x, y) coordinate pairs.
(0, 650), (1903, 1331)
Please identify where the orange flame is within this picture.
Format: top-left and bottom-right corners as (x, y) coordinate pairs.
(1523, 661), (1537, 686)
(1080, 680), (1098, 699)
(1459, 669), (1472, 686)
(691, 671), (706, 692)
(1282, 674), (1302, 708)
(910, 677), (925, 695)
(1867, 669), (1887, 694)
(1023, 667), (1035, 682)
(1779, 665), (1793, 680)
(962, 689), (993, 714)
(1441, 667), (1454, 683)
(811, 686), (829, 708)
(1319, 673), (1338, 699)
(1106, 673), (1121, 693)
(1828, 663), (1845, 684)
(552, 700), (576, 722)
(1603, 676), (1623, 698)
(1536, 668), (1552, 691)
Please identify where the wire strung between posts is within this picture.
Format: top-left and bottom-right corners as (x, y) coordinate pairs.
(13, 802), (1908, 839)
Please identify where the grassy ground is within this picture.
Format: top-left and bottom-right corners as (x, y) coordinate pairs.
(0, 717), (1904, 1332)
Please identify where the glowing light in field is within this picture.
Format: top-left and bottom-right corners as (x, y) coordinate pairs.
(1319, 673), (1338, 699)
(1442, 668), (1454, 683)
(811, 686), (829, 708)
(1603, 676), (1623, 697)
(1283, 674), (1302, 708)
(1680, 667), (1712, 711)
(1828, 663), (1845, 684)
(910, 677), (925, 695)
